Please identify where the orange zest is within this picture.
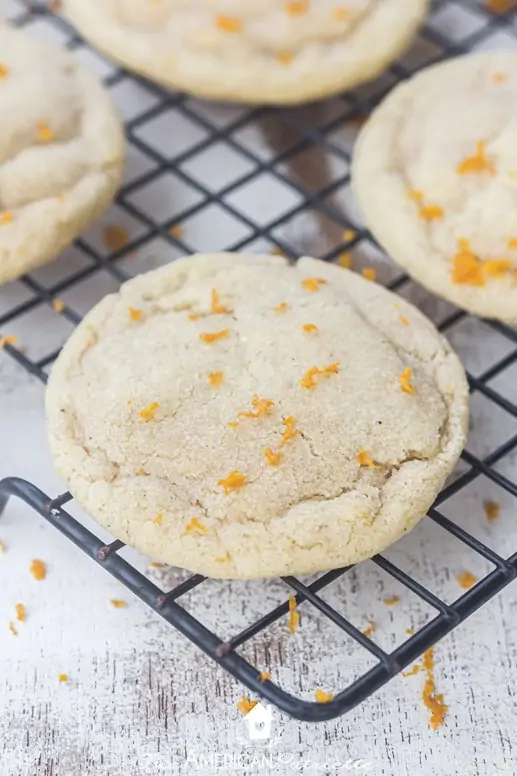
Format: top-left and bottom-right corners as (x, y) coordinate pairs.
(237, 696), (258, 714)
(492, 72), (507, 83)
(52, 299), (65, 313)
(483, 500), (500, 522)
(302, 277), (327, 292)
(264, 448), (282, 466)
(218, 470), (247, 493)
(285, 1), (309, 13)
(215, 15), (241, 32)
(457, 140), (495, 176)
(37, 123), (54, 143)
(211, 289), (230, 315)
(422, 648), (448, 730)
(281, 416), (299, 447)
(185, 517), (206, 534)
(238, 395), (275, 419)
(314, 688), (334, 703)
(302, 323), (319, 334)
(259, 671), (271, 682)
(128, 307), (143, 321)
(483, 259), (511, 277)
(451, 239), (484, 286)
(274, 302), (289, 313)
(384, 595), (400, 606)
(508, 238), (517, 250)
(0, 335), (17, 350)
(168, 224), (183, 238)
(362, 621), (376, 638)
(362, 267), (376, 282)
(0, 211), (14, 225)
(357, 449), (379, 469)
(58, 674), (69, 683)
(403, 663), (422, 678)
(153, 513), (163, 526)
(342, 228), (356, 241)
(199, 329), (229, 344)
(300, 362), (339, 389)
(9, 622), (18, 637)
(30, 559), (46, 581)
(102, 224), (130, 252)
(457, 571), (477, 589)
(338, 252), (352, 269)
(149, 562), (165, 569)
(419, 204), (444, 221)
(15, 603), (26, 622)
(277, 52), (294, 65)
(208, 370), (224, 388)
(288, 595), (300, 634)
(139, 402), (159, 421)
(400, 367), (415, 395)
(485, 0), (517, 13)
(110, 600), (127, 608)
(406, 627), (414, 636)
(0, 63), (9, 78)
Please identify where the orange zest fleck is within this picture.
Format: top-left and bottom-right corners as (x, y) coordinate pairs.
(0, 63), (9, 78)
(457, 140), (495, 176)
(302, 323), (319, 334)
(139, 401), (159, 421)
(185, 517), (206, 534)
(188, 313), (200, 321)
(384, 595), (400, 606)
(0, 211), (14, 225)
(419, 204), (444, 221)
(302, 277), (327, 292)
(483, 500), (500, 522)
(422, 648), (448, 730)
(288, 595), (300, 634)
(274, 302), (289, 313)
(362, 621), (376, 638)
(492, 72), (507, 83)
(208, 370), (224, 388)
(300, 362), (339, 389)
(58, 674), (69, 683)
(277, 51), (294, 65)
(483, 259), (511, 277)
(9, 622), (18, 637)
(168, 224), (183, 238)
(362, 267), (376, 282)
(338, 252), (352, 269)
(238, 395), (275, 419)
(237, 696), (258, 714)
(37, 123), (54, 143)
(110, 600), (127, 608)
(264, 448), (282, 466)
(406, 627), (414, 636)
(403, 663), (422, 678)
(0, 335), (17, 350)
(457, 571), (477, 589)
(281, 416), (299, 447)
(270, 247), (285, 256)
(333, 6), (350, 20)
(485, 0), (517, 13)
(218, 470), (247, 494)
(102, 224), (130, 252)
(149, 562), (165, 568)
(508, 238), (517, 249)
(215, 15), (241, 32)
(30, 559), (46, 581)
(15, 603), (26, 622)
(343, 229), (356, 241)
(408, 189), (424, 201)
(228, 421), (239, 429)
(451, 239), (484, 286)
(259, 671), (271, 682)
(400, 367), (415, 395)
(211, 288), (230, 315)
(399, 314), (409, 326)
(52, 298), (65, 313)
(153, 513), (163, 526)
(285, 1), (309, 14)
(356, 449), (379, 469)
(128, 306), (143, 321)
(315, 688), (334, 703)
(199, 329), (229, 344)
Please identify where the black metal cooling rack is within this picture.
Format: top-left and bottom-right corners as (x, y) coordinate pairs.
(1, 0), (517, 722)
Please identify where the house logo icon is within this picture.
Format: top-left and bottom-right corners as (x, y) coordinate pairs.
(243, 702), (273, 740)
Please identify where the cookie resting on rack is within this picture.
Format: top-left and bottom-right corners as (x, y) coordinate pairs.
(352, 52), (517, 323)
(0, 23), (124, 286)
(59, 0), (429, 104)
(46, 253), (469, 579)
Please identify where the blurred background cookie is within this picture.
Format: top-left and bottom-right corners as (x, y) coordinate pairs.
(60, 0), (429, 104)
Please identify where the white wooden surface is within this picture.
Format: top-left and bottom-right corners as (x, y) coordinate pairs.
(2, 2), (517, 774)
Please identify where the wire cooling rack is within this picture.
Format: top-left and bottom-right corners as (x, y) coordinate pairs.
(1, 0), (517, 723)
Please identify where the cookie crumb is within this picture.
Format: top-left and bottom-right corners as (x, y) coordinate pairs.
(237, 696), (258, 714)
(208, 371), (224, 388)
(110, 600), (127, 608)
(302, 323), (319, 334)
(264, 448), (282, 466)
(8, 621), (18, 637)
(102, 224), (130, 252)
(52, 299), (65, 313)
(30, 559), (46, 581)
(362, 621), (376, 638)
(314, 688), (334, 703)
(483, 500), (500, 522)
(199, 330), (229, 344)
(15, 603), (26, 622)
(399, 367), (415, 395)
(0, 335), (17, 350)
(274, 302), (289, 313)
(357, 450), (379, 469)
(58, 674), (68, 683)
(259, 671), (271, 682)
(129, 307), (143, 321)
(422, 648), (447, 730)
(281, 416), (298, 447)
(457, 571), (477, 589)
(139, 402), (159, 421)
(185, 517), (206, 534)
(300, 362), (339, 389)
(457, 140), (495, 176)
(218, 471), (247, 494)
(384, 595), (400, 606)
(288, 595), (300, 633)
(302, 277), (327, 292)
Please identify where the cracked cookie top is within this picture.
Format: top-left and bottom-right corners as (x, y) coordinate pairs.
(46, 253), (468, 578)
(0, 22), (124, 285)
(60, 0), (428, 104)
(353, 52), (517, 323)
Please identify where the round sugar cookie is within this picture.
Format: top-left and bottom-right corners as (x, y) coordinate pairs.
(60, 0), (429, 104)
(0, 23), (124, 286)
(46, 253), (468, 579)
(352, 52), (517, 323)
